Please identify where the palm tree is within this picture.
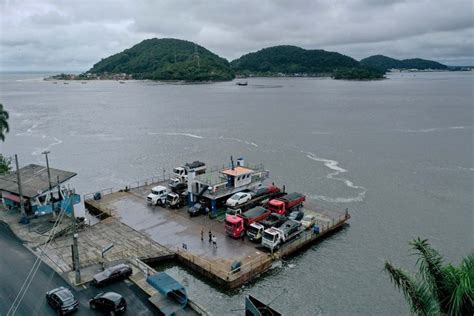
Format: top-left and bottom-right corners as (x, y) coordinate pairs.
(0, 103), (9, 141)
(384, 238), (473, 315)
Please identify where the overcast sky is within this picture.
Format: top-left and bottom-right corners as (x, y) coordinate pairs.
(1, 0), (473, 71)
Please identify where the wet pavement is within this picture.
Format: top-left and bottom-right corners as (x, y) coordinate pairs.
(111, 192), (266, 268)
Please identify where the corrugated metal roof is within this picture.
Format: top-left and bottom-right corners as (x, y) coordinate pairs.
(0, 164), (76, 198)
(222, 166), (253, 176)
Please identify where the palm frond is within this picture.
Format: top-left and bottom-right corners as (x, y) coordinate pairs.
(410, 238), (451, 313)
(446, 253), (474, 315)
(384, 260), (438, 315)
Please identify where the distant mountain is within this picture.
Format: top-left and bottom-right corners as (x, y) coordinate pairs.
(231, 45), (360, 75)
(88, 38), (234, 81)
(360, 55), (448, 72)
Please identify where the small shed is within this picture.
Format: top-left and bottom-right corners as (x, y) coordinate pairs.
(0, 164), (78, 215)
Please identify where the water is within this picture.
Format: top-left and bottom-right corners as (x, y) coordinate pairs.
(1, 72), (472, 315)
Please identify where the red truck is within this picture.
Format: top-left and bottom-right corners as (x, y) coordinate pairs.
(225, 206), (271, 238)
(267, 192), (305, 215)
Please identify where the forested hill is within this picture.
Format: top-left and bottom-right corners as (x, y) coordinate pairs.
(87, 38), (234, 81)
(360, 55), (448, 72)
(230, 45), (360, 75)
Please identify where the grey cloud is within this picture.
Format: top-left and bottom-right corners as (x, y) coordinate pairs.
(0, 0), (472, 71)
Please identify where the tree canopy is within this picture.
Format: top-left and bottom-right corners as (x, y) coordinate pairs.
(88, 38), (235, 81)
(385, 238), (473, 315)
(231, 45), (360, 75)
(360, 55), (448, 72)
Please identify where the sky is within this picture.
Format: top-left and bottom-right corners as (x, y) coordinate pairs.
(0, 0), (473, 71)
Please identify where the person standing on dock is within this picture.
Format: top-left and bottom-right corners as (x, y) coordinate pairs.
(208, 230), (212, 243)
(201, 228), (204, 241)
(212, 235), (217, 249)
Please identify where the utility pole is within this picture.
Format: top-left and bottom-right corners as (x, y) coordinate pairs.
(42, 150), (52, 196)
(71, 194), (81, 284)
(14, 154), (28, 224)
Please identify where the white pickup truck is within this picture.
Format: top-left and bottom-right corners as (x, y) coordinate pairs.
(146, 185), (168, 206)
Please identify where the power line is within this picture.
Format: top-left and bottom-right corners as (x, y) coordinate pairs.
(7, 199), (69, 315)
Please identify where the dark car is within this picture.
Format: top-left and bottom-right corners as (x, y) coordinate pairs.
(89, 292), (127, 314)
(288, 210), (304, 221)
(187, 202), (209, 217)
(45, 287), (79, 315)
(92, 263), (132, 287)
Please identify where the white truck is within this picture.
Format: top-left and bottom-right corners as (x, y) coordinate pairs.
(171, 161), (206, 183)
(261, 220), (302, 251)
(146, 185), (168, 206)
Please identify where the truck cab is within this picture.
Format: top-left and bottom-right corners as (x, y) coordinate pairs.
(247, 223), (265, 242)
(146, 185), (168, 206)
(225, 215), (245, 238)
(261, 227), (281, 251)
(172, 167), (188, 182)
(165, 192), (185, 208)
(267, 199), (287, 215)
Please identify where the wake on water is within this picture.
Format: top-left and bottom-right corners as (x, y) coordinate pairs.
(151, 131), (259, 148)
(394, 126), (473, 133)
(304, 151), (366, 203)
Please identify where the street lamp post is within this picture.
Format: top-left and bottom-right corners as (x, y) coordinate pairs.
(42, 150), (52, 194)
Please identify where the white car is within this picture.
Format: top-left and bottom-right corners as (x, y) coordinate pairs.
(226, 192), (252, 207)
(300, 214), (316, 229)
(146, 185), (168, 206)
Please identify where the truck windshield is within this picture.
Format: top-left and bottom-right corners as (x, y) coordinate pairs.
(263, 231), (275, 241)
(151, 190), (160, 195)
(166, 195), (173, 202)
(173, 168), (181, 174)
(225, 220), (236, 228)
(248, 226), (259, 234)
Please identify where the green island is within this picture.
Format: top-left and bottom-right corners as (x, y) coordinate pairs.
(47, 39), (453, 82)
(87, 38), (234, 81)
(230, 45), (384, 80)
(360, 55), (448, 72)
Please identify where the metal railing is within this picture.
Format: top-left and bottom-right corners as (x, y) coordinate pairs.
(83, 173), (172, 201)
(176, 247), (271, 281)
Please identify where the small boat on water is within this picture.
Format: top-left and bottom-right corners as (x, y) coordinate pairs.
(119, 81), (125, 84)
(63, 82), (69, 85)
(236, 81), (248, 86)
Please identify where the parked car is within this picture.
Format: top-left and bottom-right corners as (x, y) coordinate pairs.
(187, 202), (209, 217)
(45, 287), (79, 315)
(92, 263), (132, 287)
(300, 214), (316, 229)
(89, 292), (127, 314)
(226, 192), (252, 207)
(288, 210), (304, 221)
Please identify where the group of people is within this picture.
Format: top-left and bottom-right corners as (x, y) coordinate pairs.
(201, 228), (217, 249)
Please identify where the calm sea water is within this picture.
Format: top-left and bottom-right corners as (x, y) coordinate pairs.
(0, 72), (472, 315)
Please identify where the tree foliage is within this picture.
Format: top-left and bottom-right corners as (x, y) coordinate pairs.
(332, 67), (385, 80)
(360, 55), (448, 72)
(385, 238), (473, 316)
(0, 155), (11, 174)
(0, 103), (9, 142)
(231, 45), (360, 75)
(88, 38), (235, 81)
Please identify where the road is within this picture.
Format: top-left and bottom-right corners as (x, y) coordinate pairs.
(0, 222), (158, 315)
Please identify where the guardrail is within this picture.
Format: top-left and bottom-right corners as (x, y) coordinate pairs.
(126, 174), (171, 191)
(83, 173), (172, 201)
